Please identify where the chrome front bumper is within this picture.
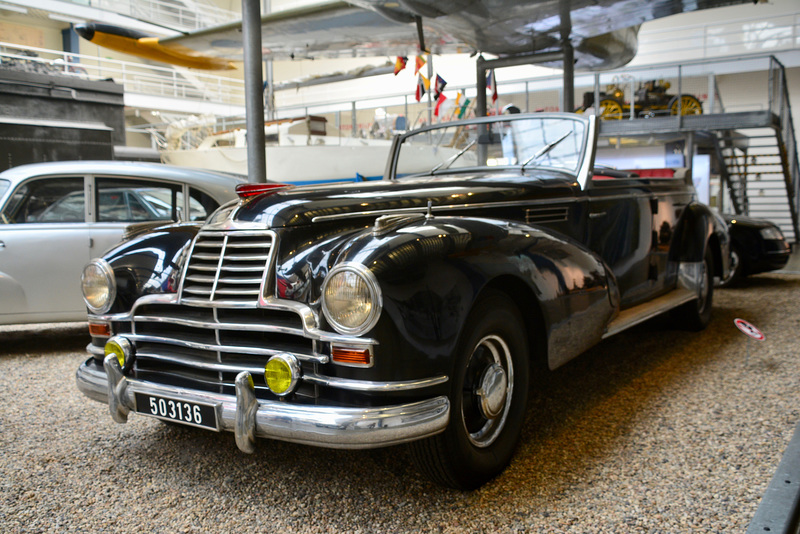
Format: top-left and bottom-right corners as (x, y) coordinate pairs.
(76, 356), (450, 451)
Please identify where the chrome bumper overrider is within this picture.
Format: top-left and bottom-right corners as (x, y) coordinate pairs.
(76, 356), (450, 451)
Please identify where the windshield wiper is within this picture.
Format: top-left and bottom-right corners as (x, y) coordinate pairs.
(520, 130), (573, 171)
(430, 139), (477, 173)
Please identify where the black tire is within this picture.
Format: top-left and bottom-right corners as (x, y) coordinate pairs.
(717, 244), (743, 288)
(410, 289), (530, 490)
(674, 248), (714, 330)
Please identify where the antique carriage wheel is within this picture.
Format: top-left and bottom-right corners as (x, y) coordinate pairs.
(410, 289), (530, 490)
(599, 98), (624, 120)
(669, 95), (703, 115)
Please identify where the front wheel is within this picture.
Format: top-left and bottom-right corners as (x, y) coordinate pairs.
(410, 290), (530, 490)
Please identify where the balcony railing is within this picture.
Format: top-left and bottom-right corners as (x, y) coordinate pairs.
(64, 0), (239, 31)
(0, 42), (245, 107)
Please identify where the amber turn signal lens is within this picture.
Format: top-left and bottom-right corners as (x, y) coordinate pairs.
(331, 347), (372, 366)
(88, 322), (111, 337)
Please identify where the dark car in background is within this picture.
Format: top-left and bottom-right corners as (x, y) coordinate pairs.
(76, 113), (729, 489)
(719, 213), (792, 287)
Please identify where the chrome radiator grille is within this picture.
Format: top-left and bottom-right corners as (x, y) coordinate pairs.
(179, 230), (274, 306)
(130, 302), (322, 397)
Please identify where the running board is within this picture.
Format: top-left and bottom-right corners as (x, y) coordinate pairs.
(603, 288), (696, 339)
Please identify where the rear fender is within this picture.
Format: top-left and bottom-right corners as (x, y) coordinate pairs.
(672, 202), (729, 279)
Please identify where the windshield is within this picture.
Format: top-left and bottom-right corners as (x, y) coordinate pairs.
(393, 115), (588, 179)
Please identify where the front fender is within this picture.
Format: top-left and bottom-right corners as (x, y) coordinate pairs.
(99, 224), (200, 313)
(313, 216), (616, 374)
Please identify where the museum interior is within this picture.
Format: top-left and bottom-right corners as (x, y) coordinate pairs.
(0, 0), (799, 531)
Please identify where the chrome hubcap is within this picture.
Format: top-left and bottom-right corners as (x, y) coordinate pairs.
(461, 335), (514, 448)
(476, 363), (507, 419)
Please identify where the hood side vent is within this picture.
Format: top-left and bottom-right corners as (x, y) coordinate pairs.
(525, 206), (569, 225)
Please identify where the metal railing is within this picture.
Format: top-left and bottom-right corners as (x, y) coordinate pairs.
(769, 56), (800, 243)
(631, 10), (799, 67)
(0, 42), (245, 106)
(64, 0), (239, 30)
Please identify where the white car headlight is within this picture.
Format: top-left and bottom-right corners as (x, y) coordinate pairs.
(321, 263), (382, 335)
(759, 226), (784, 241)
(82, 259), (116, 314)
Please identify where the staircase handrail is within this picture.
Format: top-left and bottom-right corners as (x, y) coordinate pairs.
(769, 55), (799, 244)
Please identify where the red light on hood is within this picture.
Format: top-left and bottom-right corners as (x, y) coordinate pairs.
(235, 183), (293, 199)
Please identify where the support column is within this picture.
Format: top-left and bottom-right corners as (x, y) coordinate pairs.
(476, 55), (487, 118)
(560, 0), (574, 113)
(242, 0), (266, 183)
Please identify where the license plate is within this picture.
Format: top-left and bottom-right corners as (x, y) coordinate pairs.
(135, 393), (218, 430)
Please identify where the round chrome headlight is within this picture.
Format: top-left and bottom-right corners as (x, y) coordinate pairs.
(81, 259), (116, 314)
(321, 263), (382, 335)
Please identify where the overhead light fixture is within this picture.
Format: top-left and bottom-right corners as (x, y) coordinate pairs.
(48, 13), (86, 24)
(0, 3), (27, 14)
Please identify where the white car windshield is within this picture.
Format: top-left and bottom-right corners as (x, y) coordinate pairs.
(394, 115), (588, 179)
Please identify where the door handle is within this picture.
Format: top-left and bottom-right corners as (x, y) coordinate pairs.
(589, 212), (607, 219)
(0, 240), (5, 249)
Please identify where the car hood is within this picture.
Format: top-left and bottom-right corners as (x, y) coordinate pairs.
(226, 171), (579, 228)
(723, 213), (777, 229)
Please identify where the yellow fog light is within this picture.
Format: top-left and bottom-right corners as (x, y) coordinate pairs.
(264, 354), (300, 396)
(104, 336), (133, 369)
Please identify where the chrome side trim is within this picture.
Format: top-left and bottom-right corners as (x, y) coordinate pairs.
(303, 373), (448, 392)
(76, 361), (450, 450)
(310, 197), (580, 224)
(603, 287), (695, 339)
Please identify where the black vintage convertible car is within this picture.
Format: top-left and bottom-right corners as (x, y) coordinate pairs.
(76, 113), (729, 489)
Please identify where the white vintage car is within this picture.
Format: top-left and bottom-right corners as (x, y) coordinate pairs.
(0, 161), (244, 325)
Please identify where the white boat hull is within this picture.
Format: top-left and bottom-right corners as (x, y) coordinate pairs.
(161, 143), (392, 183)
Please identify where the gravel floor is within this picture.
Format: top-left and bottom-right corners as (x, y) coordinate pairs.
(1, 273), (799, 533)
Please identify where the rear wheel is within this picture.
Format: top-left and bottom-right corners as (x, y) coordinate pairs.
(674, 248), (714, 330)
(410, 290), (530, 490)
(718, 244), (743, 288)
(669, 94), (703, 115)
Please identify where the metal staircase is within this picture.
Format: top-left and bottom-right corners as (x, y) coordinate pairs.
(598, 56), (799, 245)
(717, 57), (799, 244)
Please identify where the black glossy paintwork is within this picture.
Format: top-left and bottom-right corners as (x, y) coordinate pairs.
(235, 169), (580, 227)
(725, 214), (791, 275)
(87, 114), (731, 408)
(101, 224), (199, 313)
(276, 215), (612, 382)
